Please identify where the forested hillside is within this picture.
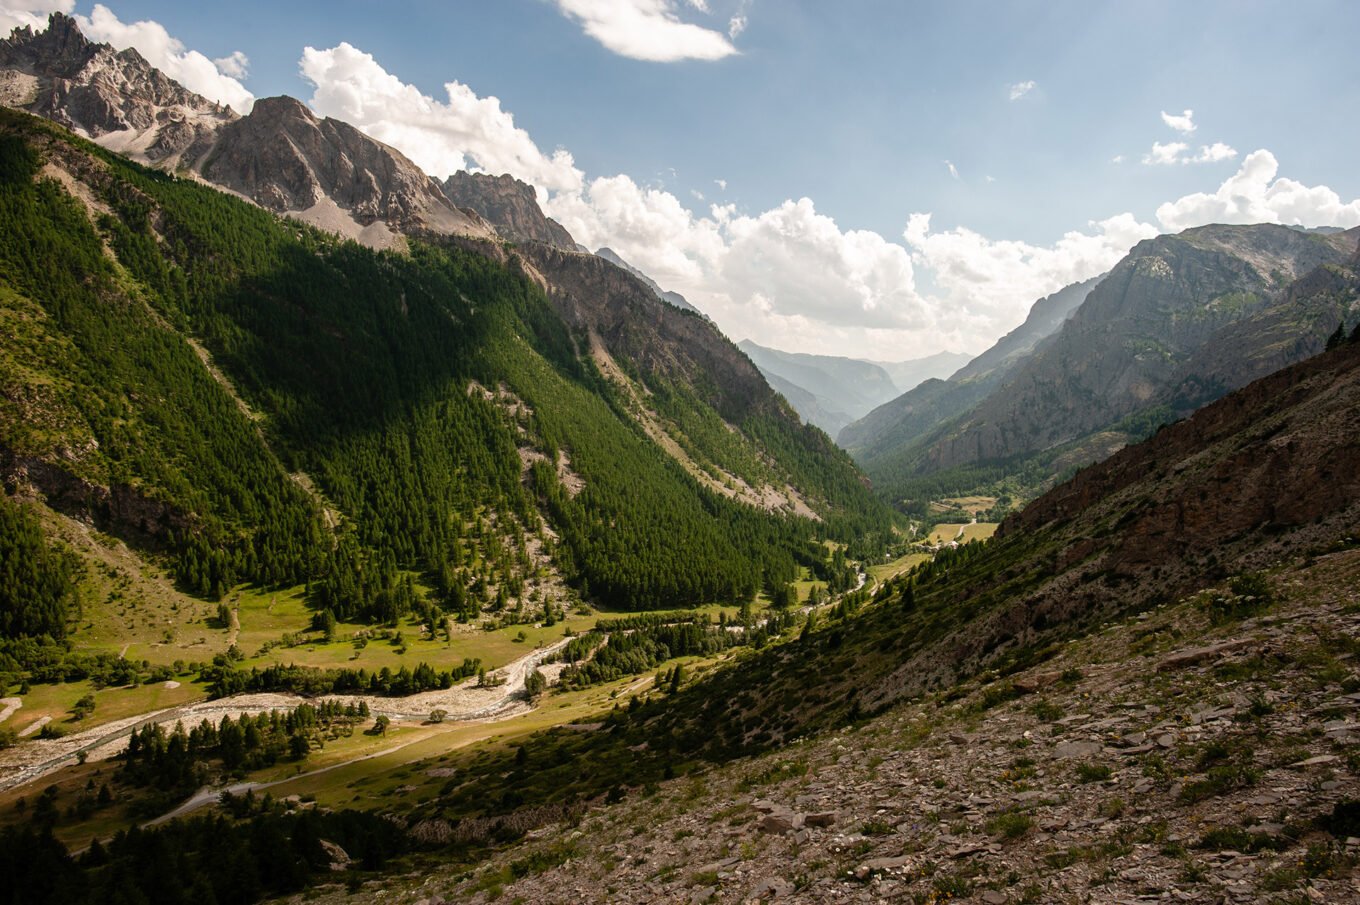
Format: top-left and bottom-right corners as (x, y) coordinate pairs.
(0, 107), (892, 651)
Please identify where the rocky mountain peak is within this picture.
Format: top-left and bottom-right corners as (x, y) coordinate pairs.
(0, 15), (494, 247)
(442, 170), (576, 249)
(1, 12), (235, 166)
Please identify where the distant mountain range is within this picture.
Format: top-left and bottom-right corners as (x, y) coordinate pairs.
(842, 222), (1360, 508)
(737, 340), (970, 437)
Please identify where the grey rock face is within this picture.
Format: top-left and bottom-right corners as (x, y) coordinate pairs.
(0, 12), (235, 165)
(202, 96), (489, 236)
(443, 171), (576, 249)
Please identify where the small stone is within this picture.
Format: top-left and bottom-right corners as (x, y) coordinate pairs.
(1292, 754), (1340, 767)
(1054, 740), (1102, 758)
(758, 814), (795, 835)
(980, 891), (1007, 904)
(751, 877), (794, 899)
(804, 812), (837, 828)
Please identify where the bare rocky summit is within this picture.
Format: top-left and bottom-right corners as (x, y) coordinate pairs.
(0, 13), (494, 247)
(0, 11), (234, 166)
(443, 171), (576, 249)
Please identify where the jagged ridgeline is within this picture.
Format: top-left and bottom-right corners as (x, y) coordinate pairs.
(0, 109), (892, 624)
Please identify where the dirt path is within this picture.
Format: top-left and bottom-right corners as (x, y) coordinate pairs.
(0, 697), (20, 725)
(0, 638), (572, 796)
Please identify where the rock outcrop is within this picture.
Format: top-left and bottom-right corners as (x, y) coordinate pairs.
(202, 96), (491, 241)
(0, 12), (234, 167)
(442, 171), (575, 249)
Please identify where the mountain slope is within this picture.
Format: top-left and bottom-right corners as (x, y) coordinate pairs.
(921, 224), (1358, 474)
(838, 275), (1101, 470)
(592, 246), (701, 315)
(224, 300), (1360, 905)
(851, 226), (1358, 510)
(737, 339), (904, 435)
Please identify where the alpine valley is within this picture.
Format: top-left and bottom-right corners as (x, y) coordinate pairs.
(1, 11), (1359, 905)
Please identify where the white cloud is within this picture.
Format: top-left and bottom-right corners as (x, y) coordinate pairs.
(728, 14), (746, 38)
(1157, 149), (1360, 231)
(1161, 109), (1196, 133)
(73, 4), (254, 112)
(1008, 80), (1035, 101)
(0, 0), (71, 34)
(1143, 140), (1236, 166)
(268, 42), (1360, 357)
(1192, 142), (1237, 164)
(945, 160), (960, 180)
(721, 199), (927, 329)
(903, 212), (1159, 332)
(551, 0), (738, 62)
(714, 178), (727, 191)
(300, 43), (583, 191)
(1111, 155), (1125, 164)
(213, 50), (249, 79)
(1143, 141), (1188, 166)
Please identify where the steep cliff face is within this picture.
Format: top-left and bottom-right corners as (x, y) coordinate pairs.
(0, 12), (234, 167)
(920, 224), (1358, 472)
(442, 171), (575, 249)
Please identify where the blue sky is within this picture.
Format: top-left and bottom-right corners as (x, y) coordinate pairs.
(5, 1), (1360, 358)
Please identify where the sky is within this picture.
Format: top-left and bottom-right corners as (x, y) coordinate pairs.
(3, 1), (1360, 360)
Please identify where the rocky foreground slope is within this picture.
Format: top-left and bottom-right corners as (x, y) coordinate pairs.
(307, 550), (1360, 905)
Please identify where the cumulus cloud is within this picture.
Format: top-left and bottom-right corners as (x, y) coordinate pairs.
(73, 4), (254, 112)
(300, 43), (583, 191)
(285, 42), (1360, 357)
(0, 0), (71, 34)
(213, 50), (249, 79)
(721, 199), (926, 329)
(552, 0), (738, 62)
(1157, 149), (1360, 231)
(1008, 80), (1035, 101)
(1143, 141), (1188, 165)
(1161, 109), (1196, 133)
